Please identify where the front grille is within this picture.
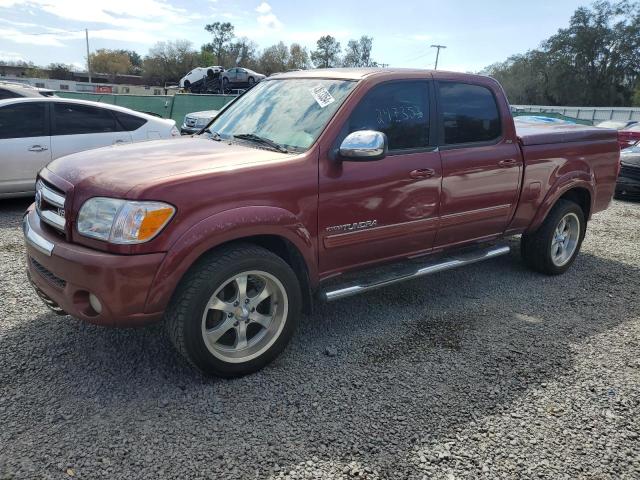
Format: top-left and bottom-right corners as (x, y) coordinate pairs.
(185, 116), (197, 127)
(30, 257), (66, 289)
(620, 164), (640, 181)
(35, 179), (66, 234)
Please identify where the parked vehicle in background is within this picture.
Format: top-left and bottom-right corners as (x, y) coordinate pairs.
(596, 120), (638, 130)
(181, 109), (219, 135)
(222, 67), (265, 88)
(618, 123), (640, 150)
(0, 81), (56, 99)
(179, 66), (225, 91)
(616, 141), (640, 199)
(0, 97), (179, 198)
(23, 69), (619, 378)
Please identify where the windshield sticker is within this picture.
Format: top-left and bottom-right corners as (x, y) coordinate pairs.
(310, 85), (335, 108)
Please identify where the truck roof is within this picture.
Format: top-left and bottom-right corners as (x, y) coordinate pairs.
(269, 67), (488, 82)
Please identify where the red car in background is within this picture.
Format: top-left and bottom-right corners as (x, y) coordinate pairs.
(618, 123), (640, 149)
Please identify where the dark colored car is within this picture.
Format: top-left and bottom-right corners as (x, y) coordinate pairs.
(23, 68), (620, 377)
(616, 142), (640, 199)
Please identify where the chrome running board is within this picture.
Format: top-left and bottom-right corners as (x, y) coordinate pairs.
(320, 244), (510, 302)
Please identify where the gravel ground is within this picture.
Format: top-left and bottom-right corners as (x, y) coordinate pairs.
(1, 198), (639, 479)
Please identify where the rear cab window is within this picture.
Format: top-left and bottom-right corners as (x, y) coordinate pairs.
(437, 82), (502, 146)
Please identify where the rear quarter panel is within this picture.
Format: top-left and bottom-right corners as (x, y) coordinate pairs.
(507, 138), (619, 233)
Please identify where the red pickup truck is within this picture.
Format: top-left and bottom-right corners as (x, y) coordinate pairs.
(23, 69), (620, 377)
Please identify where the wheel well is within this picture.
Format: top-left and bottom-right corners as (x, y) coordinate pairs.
(559, 188), (591, 220)
(202, 235), (313, 314)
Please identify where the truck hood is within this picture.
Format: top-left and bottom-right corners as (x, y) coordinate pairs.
(45, 136), (290, 197)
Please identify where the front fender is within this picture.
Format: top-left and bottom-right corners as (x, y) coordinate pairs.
(144, 206), (316, 313)
(527, 171), (595, 232)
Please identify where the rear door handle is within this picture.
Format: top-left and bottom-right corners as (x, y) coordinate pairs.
(28, 145), (48, 152)
(409, 168), (435, 179)
(498, 159), (517, 167)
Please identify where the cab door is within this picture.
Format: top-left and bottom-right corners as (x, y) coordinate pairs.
(318, 80), (442, 276)
(0, 101), (51, 195)
(434, 80), (522, 247)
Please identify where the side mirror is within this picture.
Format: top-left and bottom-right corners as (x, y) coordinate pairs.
(339, 130), (388, 161)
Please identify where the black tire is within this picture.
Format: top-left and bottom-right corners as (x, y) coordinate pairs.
(248, 76), (255, 85)
(183, 79), (191, 90)
(222, 77), (229, 87)
(165, 244), (301, 378)
(521, 199), (586, 275)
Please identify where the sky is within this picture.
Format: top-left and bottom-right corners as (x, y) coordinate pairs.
(0, 0), (591, 73)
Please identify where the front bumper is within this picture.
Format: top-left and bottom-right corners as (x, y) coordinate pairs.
(23, 207), (166, 327)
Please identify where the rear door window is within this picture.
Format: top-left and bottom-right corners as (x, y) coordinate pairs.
(438, 82), (501, 145)
(114, 111), (147, 131)
(53, 103), (118, 136)
(346, 81), (431, 151)
(0, 102), (47, 139)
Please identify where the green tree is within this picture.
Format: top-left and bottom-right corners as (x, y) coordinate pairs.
(287, 43), (310, 70)
(46, 63), (73, 80)
(259, 42), (290, 75)
(203, 22), (235, 65)
(89, 49), (132, 77)
(634, 84), (640, 107)
(342, 36), (374, 67)
(484, 1), (640, 107)
(142, 40), (200, 85)
(311, 35), (341, 68)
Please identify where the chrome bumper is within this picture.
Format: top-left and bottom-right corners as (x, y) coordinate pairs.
(23, 213), (54, 256)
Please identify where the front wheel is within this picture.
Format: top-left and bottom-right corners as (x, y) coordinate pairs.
(166, 244), (301, 377)
(521, 199), (586, 275)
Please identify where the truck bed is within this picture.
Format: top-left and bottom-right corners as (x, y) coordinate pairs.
(516, 122), (618, 146)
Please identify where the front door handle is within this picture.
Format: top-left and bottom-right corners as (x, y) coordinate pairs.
(28, 145), (48, 152)
(498, 159), (517, 167)
(409, 168), (435, 179)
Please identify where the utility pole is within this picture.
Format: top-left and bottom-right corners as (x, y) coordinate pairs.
(430, 44), (447, 70)
(85, 28), (92, 83)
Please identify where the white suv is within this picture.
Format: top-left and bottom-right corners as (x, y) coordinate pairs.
(0, 97), (180, 198)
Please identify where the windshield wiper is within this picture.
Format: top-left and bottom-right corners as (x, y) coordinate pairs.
(233, 133), (288, 153)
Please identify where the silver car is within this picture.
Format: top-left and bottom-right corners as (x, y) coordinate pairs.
(222, 68), (265, 88)
(181, 109), (219, 134)
(0, 81), (55, 100)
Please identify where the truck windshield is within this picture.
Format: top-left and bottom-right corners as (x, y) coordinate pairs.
(205, 78), (356, 152)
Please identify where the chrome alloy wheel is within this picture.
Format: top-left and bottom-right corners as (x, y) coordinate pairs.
(550, 212), (580, 267)
(201, 271), (288, 363)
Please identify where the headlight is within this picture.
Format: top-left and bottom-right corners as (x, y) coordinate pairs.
(77, 197), (175, 244)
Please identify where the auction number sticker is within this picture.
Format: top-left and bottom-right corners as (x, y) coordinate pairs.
(310, 85), (335, 108)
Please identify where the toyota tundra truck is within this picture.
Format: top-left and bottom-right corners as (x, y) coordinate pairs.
(23, 69), (620, 377)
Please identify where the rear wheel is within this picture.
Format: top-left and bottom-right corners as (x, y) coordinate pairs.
(248, 76), (255, 86)
(521, 199), (585, 275)
(166, 244), (301, 377)
(183, 79), (191, 90)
